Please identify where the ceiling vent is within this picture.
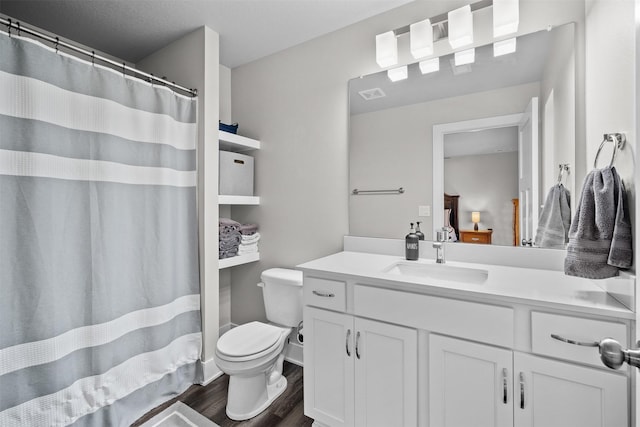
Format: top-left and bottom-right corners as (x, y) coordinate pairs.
(358, 87), (386, 101)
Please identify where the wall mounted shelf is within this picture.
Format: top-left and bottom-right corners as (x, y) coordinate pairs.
(219, 130), (261, 152)
(219, 252), (260, 269)
(218, 195), (260, 205)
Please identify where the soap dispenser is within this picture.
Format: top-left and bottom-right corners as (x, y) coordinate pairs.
(415, 221), (425, 240)
(405, 223), (419, 261)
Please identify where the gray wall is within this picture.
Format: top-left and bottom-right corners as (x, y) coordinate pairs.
(540, 23), (576, 201)
(228, 1), (587, 324)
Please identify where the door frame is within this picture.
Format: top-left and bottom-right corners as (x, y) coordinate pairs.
(433, 112), (523, 237)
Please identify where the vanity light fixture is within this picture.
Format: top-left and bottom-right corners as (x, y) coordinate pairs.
(376, 30), (398, 68)
(494, 37), (517, 56)
(419, 57), (440, 74)
(493, 0), (519, 37)
(472, 211), (481, 231)
(387, 65), (408, 82)
(410, 18), (434, 59)
(454, 48), (475, 66)
(448, 5), (474, 49)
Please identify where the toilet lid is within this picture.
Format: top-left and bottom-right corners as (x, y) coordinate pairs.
(217, 321), (285, 358)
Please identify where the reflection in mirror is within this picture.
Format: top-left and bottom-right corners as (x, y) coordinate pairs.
(444, 126), (519, 246)
(349, 23), (575, 248)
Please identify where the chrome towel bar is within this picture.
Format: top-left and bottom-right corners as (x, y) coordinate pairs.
(352, 187), (404, 195)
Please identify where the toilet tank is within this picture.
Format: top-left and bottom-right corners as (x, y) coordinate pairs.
(260, 268), (303, 327)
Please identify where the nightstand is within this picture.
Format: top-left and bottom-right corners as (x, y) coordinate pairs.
(460, 229), (493, 244)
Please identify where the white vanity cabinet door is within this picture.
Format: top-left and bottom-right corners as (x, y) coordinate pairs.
(304, 307), (418, 427)
(513, 352), (628, 427)
(354, 317), (418, 427)
(429, 334), (514, 427)
(304, 307), (355, 427)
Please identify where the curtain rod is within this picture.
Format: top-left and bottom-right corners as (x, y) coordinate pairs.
(1, 17), (197, 97)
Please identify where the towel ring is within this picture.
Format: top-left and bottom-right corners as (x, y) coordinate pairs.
(594, 133), (625, 169)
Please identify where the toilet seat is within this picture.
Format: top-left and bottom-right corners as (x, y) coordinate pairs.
(217, 321), (289, 362)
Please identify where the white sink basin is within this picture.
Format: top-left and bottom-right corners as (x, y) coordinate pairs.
(383, 261), (488, 284)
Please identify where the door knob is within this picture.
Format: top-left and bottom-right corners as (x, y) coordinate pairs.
(551, 334), (640, 370)
(598, 338), (640, 370)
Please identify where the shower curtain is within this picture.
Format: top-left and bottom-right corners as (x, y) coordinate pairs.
(0, 31), (201, 426)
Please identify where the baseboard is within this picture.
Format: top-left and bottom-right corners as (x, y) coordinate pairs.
(198, 357), (223, 386)
(284, 339), (303, 367)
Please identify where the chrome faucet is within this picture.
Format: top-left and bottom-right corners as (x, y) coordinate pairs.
(433, 228), (449, 264)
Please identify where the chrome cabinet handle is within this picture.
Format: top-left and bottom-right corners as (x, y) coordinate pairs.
(312, 290), (335, 298)
(519, 372), (525, 409)
(346, 329), (351, 357)
(550, 334), (599, 347)
(502, 368), (508, 404)
(355, 331), (361, 359)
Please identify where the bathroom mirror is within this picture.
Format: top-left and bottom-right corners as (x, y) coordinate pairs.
(349, 23), (576, 247)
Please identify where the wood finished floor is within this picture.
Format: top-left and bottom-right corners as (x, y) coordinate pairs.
(132, 362), (313, 427)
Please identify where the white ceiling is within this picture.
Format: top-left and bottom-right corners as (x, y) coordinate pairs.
(0, 0), (412, 68)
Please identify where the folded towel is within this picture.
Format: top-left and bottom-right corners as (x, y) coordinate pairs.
(239, 241), (258, 249)
(534, 184), (571, 249)
(239, 223), (258, 235)
(220, 230), (241, 241)
(220, 218), (241, 227)
(219, 232), (241, 251)
(564, 167), (632, 279)
(241, 232), (261, 244)
(219, 248), (238, 259)
(238, 244), (259, 255)
(220, 225), (239, 235)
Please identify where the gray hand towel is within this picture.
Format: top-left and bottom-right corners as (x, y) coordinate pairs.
(564, 167), (632, 279)
(534, 184), (571, 249)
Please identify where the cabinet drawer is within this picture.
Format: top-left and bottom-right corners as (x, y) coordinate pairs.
(354, 285), (514, 347)
(304, 277), (346, 312)
(531, 312), (627, 367)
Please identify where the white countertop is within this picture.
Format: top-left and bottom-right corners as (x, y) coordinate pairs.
(297, 251), (634, 320)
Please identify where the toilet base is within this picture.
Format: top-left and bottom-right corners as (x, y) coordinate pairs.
(226, 374), (288, 421)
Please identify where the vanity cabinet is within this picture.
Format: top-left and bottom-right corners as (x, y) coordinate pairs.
(429, 334), (513, 427)
(299, 252), (633, 427)
(304, 306), (418, 427)
(429, 334), (628, 427)
(514, 352), (627, 427)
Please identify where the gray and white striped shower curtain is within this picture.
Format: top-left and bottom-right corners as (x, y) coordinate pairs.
(0, 31), (201, 426)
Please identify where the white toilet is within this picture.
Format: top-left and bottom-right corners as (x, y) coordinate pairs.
(214, 268), (303, 421)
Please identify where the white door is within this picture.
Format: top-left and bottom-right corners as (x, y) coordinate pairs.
(354, 318), (418, 427)
(514, 352), (628, 427)
(429, 334), (514, 427)
(518, 97), (539, 246)
(303, 307), (355, 427)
